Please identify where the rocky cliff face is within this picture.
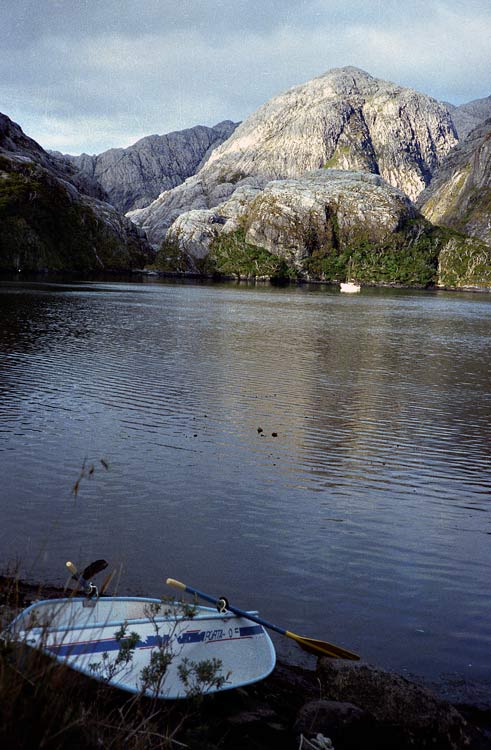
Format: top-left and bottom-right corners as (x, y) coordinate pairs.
(0, 114), (105, 200)
(130, 67), (457, 247)
(418, 119), (491, 246)
(446, 96), (491, 139)
(0, 113), (151, 272)
(163, 168), (490, 289)
(161, 169), (457, 286)
(168, 170), (417, 264)
(57, 120), (238, 214)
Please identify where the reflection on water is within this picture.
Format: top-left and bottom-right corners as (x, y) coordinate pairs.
(0, 278), (490, 681)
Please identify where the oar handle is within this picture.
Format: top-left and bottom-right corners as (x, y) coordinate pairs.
(166, 578), (186, 591)
(66, 561), (79, 578)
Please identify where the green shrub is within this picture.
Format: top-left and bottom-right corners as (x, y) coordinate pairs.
(153, 237), (189, 273)
(209, 229), (296, 281)
(303, 219), (441, 286)
(437, 234), (491, 288)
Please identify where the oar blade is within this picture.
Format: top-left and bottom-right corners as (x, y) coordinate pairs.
(81, 559), (108, 581)
(165, 577), (360, 661)
(287, 631), (360, 661)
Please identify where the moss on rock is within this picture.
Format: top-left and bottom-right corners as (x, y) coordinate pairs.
(208, 229), (295, 281)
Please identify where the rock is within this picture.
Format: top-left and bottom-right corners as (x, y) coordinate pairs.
(165, 183), (263, 258)
(295, 700), (373, 749)
(418, 115), (491, 288)
(166, 209), (223, 259)
(129, 174), (266, 249)
(242, 170), (418, 268)
(59, 120), (238, 214)
(165, 169), (418, 267)
(203, 66), (456, 201)
(317, 658), (471, 749)
(226, 705), (279, 726)
(159, 167), (490, 289)
(0, 113), (152, 272)
(130, 66), (457, 247)
(418, 118), (491, 247)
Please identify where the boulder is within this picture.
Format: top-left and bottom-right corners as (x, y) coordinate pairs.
(295, 700), (374, 749)
(317, 658), (470, 749)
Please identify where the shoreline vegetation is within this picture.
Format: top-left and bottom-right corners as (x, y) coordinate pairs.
(1, 574), (490, 749)
(2, 267), (491, 295)
(148, 214), (491, 291)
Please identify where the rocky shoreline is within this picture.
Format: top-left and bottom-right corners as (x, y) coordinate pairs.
(1, 574), (490, 749)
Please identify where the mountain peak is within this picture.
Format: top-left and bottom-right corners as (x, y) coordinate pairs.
(130, 68), (458, 246)
(320, 65), (374, 78)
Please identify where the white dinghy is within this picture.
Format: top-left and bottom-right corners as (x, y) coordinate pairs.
(7, 563), (276, 700)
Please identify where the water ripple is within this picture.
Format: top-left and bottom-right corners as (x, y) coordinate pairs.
(0, 280), (490, 680)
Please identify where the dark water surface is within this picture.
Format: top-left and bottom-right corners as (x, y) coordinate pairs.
(1, 278), (490, 681)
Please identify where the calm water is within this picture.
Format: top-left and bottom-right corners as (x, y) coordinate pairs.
(1, 278), (490, 682)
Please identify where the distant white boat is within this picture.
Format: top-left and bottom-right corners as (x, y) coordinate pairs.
(340, 281), (361, 293)
(340, 258), (361, 293)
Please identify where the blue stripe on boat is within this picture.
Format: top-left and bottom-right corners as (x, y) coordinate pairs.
(48, 634), (167, 658)
(47, 625), (263, 658)
(239, 626), (262, 637)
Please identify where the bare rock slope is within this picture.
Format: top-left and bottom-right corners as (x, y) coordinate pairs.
(130, 67), (457, 247)
(58, 121), (238, 214)
(418, 119), (491, 245)
(168, 170), (418, 266)
(165, 168), (490, 289)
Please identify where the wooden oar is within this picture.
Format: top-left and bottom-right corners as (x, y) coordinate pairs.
(166, 578), (359, 661)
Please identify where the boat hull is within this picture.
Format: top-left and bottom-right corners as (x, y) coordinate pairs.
(340, 282), (361, 293)
(8, 597), (276, 699)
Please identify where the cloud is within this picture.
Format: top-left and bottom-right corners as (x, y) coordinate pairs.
(20, 114), (150, 155)
(341, 4), (491, 101)
(1, 0), (490, 153)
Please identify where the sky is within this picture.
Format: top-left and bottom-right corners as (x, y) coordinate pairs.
(1, 0), (490, 155)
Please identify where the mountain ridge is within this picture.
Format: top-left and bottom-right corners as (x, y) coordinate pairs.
(1, 66), (490, 285)
(53, 120), (238, 214)
(446, 97), (491, 139)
